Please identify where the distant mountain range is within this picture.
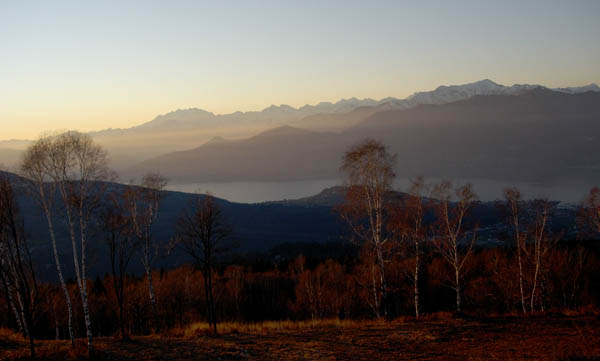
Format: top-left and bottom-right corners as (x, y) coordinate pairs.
(89, 79), (600, 135)
(1, 79), (599, 179)
(127, 88), (600, 188)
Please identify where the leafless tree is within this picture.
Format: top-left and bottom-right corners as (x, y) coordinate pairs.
(527, 199), (555, 312)
(432, 181), (478, 313)
(403, 177), (429, 318)
(0, 176), (38, 357)
(101, 188), (137, 340)
(503, 187), (527, 314)
(352, 245), (385, 318)
(337, 138), (396, 318)
(20, 136), (75, 344)
(580, 186), (600, 237)
(173, 194), (232, 333)
(43, 131), (109, 355)
(555, 246), (589, 309)
(124, 172), (168, 331)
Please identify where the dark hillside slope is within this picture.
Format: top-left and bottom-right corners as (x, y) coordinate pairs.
(5, 174), (339, 280)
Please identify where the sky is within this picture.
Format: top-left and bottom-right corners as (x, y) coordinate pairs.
(1, 0), (599, 140)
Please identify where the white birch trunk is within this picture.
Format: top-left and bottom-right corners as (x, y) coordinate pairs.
(414, 240), (420, 318)
(6, 285), (25, 335)
(78, 211), (93, 352)
(43, 207), (75, 344)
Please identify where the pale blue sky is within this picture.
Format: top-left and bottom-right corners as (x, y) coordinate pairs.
(1, 0), (599, 139)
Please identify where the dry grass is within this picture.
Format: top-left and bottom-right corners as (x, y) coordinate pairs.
(1, 315), (599, 360)
(0, 328), (26, 361)
(168, 311), (460, 338)
(1, 339), (90, 361)
(561, 305), (600, 318)
(169, 318), (369, 337)
(0, 328), (24, 343)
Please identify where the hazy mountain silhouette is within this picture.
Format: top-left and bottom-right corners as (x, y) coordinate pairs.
(96, 79), (596, 137)
(0, 148), (22, 170)
(353, 88), (600, 182)
(74, 79), (600, 173)
(128, 88), (600, 186)
(128, 125), (351, 182)
(93, 79), (598, 136)
(2, 79), (598, 173)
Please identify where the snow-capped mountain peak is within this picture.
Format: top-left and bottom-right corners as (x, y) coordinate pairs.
(94, 79), (600, 135)
(554, 84), (600, 94)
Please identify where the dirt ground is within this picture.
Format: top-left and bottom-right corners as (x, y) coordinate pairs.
(2, 315), (600, 360)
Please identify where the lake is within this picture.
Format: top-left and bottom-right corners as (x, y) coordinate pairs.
(166, 179), (341, 203)
(166, 178), (597, 204)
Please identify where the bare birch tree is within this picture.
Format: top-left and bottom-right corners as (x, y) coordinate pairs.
(124, 172), (167, 331)
(21, 136), (75, 344)
(432, 181), (478, 313)
(44, 131), (109, 355)
(503, 187), (527, 314)
(527, 199), (555, 312)
(0, 176), (39, 357)
(403, 177), (428, 319)
(338, 138), (396, 318)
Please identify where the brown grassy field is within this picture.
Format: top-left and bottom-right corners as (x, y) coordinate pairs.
(2, 314), (599, 360)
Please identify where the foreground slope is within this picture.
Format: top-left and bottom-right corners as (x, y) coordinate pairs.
(3, 315), (599, 360)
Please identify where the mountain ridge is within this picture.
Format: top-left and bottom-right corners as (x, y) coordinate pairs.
(127, 88), (600, 186)
(86, 79), (600, 136)
(2, 79), (599, 172)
